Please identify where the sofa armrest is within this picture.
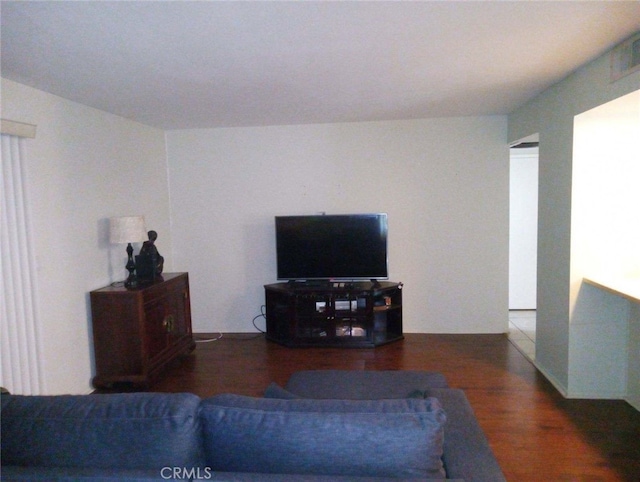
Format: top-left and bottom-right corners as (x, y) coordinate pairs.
(281, 371), (504, 482)
(427, 389), (506, 482)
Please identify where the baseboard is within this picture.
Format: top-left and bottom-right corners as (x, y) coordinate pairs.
(565, 389), (627, 400)
(533, 360), (569, 398)
(534, 358), (637, 403)
(625, 395), (640, 412)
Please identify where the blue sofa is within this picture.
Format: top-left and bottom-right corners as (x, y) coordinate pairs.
(1, 370), (505, 481)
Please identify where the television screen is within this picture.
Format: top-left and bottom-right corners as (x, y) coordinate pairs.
(275, 213), (388, 281)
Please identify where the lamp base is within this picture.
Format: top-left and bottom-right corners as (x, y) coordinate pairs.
(124, 242), (138, 288)
(124, 274), (139, 289)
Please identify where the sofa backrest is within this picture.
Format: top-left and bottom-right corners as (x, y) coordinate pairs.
(0, 392), (204, 470)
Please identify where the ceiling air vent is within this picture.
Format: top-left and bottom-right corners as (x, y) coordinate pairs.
(611, 32), (640, 82)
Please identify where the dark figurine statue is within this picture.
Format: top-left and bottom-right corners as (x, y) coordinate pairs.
(139, 230), (164, 275)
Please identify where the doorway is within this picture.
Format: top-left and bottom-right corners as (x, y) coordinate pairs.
(508, 140), (538, 360)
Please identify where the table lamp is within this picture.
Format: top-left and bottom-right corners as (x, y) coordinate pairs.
(109, 216), (147, 287)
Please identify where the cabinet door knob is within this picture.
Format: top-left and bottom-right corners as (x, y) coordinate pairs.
(162, 314), (175, 333)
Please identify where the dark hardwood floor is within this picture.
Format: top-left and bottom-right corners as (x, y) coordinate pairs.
(149, 333), (640, 481)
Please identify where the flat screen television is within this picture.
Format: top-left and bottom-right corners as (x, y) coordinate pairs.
(275, 213), (388, 281)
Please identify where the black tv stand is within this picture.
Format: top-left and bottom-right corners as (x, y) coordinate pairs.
(265, 281), (403, 348)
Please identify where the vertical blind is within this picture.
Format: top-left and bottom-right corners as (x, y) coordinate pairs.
(1, 133), (44, 394)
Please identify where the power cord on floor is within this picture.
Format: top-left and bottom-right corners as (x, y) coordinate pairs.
(195, 333), (223, 343)
(252, 305), (266, 334)
(193, 306), (266, 343)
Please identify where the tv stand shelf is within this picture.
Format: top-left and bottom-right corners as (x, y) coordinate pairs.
(265, 281), (403, 348)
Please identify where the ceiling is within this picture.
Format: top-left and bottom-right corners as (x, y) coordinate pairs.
(2, 1), (640, 130)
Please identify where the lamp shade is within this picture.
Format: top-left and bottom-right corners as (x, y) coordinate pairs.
(109, 216), (147, 244)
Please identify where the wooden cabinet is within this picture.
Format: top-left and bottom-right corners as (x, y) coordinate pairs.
(265, 281), (403, 347)
(90, 272), (195, 388)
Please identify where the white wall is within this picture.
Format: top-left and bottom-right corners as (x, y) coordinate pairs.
(166, 116), (509, 334)
(1, 79), (172, 394)
(569, 90), (640, 399)
(571, 91), (640, 283)
(508, 46), (640, 394)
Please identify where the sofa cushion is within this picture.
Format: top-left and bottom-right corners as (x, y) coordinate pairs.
(0, 392), (204, 470)
(284, 370), (449, 399)
(200, 394), (446, 479)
